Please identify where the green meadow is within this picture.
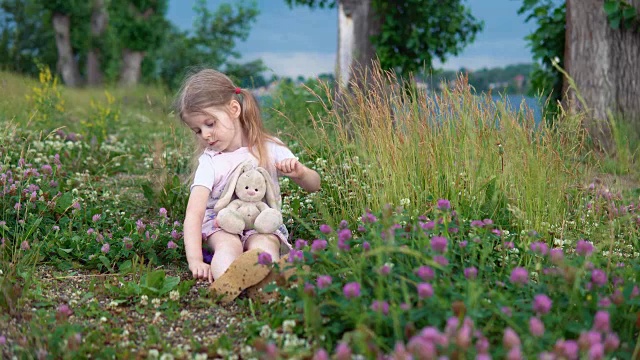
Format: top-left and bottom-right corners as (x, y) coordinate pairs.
(1, 66), (639, 359)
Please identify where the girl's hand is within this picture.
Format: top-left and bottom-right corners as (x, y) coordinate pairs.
(189, 261), (213, 283)
(276, 158), (305, 179)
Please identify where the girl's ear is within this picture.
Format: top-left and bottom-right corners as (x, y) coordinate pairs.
(228, 99), (241, 119)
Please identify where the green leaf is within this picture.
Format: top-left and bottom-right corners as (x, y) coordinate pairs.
(141, 183), (156, 203)
(144, 269), (166, 289)
(603, 0), (620, 15)
(56, 248), (72, 259)
(177, 279), (196, 295)
(141, 285), (160, 295)
(159, 276), (180, 295)
(54, 192), (74, 214)
(609, 15), (621, 29)
(98, 255), (112, 271)
(623, 7), (637, 20)
(119, 260), (132, 272)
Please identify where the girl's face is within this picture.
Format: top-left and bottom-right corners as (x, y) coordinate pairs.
(183, 101), (244, 153)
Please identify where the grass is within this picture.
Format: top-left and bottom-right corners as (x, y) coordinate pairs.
(307, 68), (587, 236)
(1, 64), (640, 358)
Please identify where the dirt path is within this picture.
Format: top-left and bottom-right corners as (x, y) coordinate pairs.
(1, 264), (254, 358)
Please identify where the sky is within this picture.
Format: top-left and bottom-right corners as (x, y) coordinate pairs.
(167, 0), (539, 79)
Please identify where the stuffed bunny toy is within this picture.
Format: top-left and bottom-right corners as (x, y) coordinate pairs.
(213, 160), (283, 235)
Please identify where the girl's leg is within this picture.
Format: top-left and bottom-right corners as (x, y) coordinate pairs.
(207, 231), (243, 279)
(244, 234), (281, 261)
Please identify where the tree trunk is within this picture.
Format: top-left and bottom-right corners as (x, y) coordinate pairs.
(564, 0), (640, 153)
(52, 13), (81, 87)
(337, 0), (381, 90)
(118, 49), (144, 87)
(87, 0), (108, 86)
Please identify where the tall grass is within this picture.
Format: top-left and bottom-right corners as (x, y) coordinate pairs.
(309, 64), (589, 235)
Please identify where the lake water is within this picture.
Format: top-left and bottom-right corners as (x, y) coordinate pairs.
(490, 94), (544, 124)
(260, 93), (545, 125)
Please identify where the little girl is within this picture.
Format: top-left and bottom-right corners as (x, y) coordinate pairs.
(174, 69), (321, 291)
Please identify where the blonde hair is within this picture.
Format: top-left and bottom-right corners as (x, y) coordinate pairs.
(173, 68), (280, 170)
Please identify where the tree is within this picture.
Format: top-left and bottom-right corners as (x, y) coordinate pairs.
(285, 0), (483, 89)
(40, 0), (91, 87)
(565, 0), (640, 152)
(87, 0), (108, 86)
(109, 0), (168, 87)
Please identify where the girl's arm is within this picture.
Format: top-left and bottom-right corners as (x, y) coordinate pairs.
(276, 158), (321, 193)
(183, 186), (213, 282)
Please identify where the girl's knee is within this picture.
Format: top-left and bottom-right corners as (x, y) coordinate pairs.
(208, 231), (243, 254)
(245, 234), (280, 252)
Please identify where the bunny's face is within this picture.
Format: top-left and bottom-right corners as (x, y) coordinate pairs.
(234, 170), (267, 202)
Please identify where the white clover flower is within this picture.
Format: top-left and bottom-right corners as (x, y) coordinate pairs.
(140, 295), (148, 306)
(159, 354), (174, 360)
(282, 319), (296, 333)
(240, 346), (253, 358)
(400, 198), (410, 206)
(152, 298), (162, 308)
(148, 349), (160, 359)
(259, 325), (272, 338)
(169, 290), (180, 301)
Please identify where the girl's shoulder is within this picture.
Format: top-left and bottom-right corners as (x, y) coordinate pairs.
(266, 138), (290, 151)
(266, 138), (295, 161)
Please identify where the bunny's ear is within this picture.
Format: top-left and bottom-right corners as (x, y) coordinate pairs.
(213, 160), (253, 212)
(256, 167), (280, 210)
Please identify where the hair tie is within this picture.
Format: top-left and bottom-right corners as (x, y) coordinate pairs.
(234, 87), (241, 94)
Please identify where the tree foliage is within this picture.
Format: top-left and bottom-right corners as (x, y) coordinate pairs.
(109, 0), (168, 52)
(285, 0), (483, 77)
(0, 0), (57, 76)
(374, 0), (483, 77)
(603, 0), (639, 30)
(517, 0), (565, 118)
(146, 0), (264, 90)
(0, 0), (263, 89)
